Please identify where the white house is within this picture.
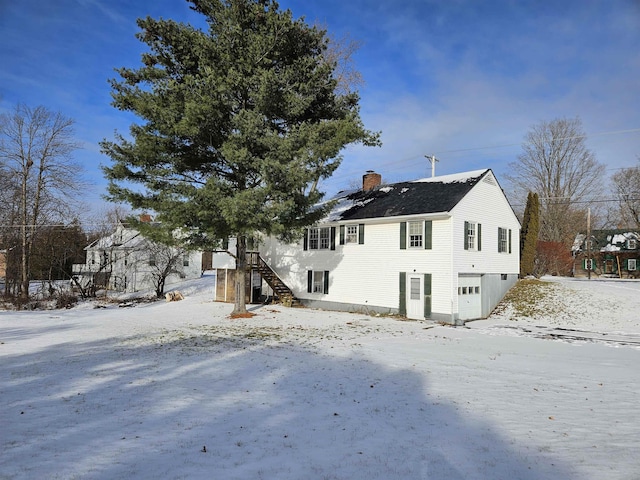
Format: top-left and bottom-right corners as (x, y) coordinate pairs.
(252, 169), (520, 324)
(72, 220), (204, 294)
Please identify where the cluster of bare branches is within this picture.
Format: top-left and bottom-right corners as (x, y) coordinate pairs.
(506, 117), (605, 244)
(0, 104), (84, 301)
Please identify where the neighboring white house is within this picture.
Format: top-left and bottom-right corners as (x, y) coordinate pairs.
(72, 220), (204, 294)
(251, 168), (520, 324)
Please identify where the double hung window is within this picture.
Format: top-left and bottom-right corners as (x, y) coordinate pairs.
(307, 270), (329, 294)
(463, 221), (482, 251)
(466, 222), (476, 250)
(346, 225), (358, 244)
(308, 227), (331, 250)
(409, 221), (423, 248)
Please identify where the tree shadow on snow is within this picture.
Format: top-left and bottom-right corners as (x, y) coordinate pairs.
(0, 323), (578, 480)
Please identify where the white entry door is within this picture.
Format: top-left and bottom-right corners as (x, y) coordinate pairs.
(407, 275), (423, 320)
(458, 275), (482, 320)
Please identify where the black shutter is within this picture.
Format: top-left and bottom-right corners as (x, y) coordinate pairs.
(330, 227), (336, 250)
(424, 273), (432, 317)
(303, 230), (308, 251)
(477, 223), (482, 251)
(323, 271), (329, 294)
(359, 224), (365, 245)
(399, 272), (406, 315)
(424, 220), (432, 250)
(508, 229), (512, 254)
(498, 227), (502, 252)
(339, 225), (345, 245)
(464, 221), (469, 250)
(307, 270), (312, 293)
(400, 222), (407, 250)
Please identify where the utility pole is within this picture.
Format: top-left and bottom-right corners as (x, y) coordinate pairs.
(425, 155), (439, 178)
(587, 207), (591, 280)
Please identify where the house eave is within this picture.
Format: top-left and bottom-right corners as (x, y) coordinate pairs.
(321, 211), (452, 226)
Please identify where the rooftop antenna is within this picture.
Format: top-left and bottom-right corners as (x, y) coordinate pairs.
(425, 154), (439, 177)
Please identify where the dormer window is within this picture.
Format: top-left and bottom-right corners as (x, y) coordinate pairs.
(627, 239), (637, 250)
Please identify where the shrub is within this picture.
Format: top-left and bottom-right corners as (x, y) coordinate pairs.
(56, 292), (78, 309)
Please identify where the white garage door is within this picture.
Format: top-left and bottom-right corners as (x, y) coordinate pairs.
(458, 275), (482, 320)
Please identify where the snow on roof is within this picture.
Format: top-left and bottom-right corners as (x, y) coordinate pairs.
(411, 169), (489, 184)
(319, 169), (491, 222)
(574, 230), (640, 253)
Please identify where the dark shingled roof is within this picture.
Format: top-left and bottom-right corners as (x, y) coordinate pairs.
(328, 169), (490, 221)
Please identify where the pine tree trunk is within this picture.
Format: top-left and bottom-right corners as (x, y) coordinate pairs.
(232, 235), (247, 315)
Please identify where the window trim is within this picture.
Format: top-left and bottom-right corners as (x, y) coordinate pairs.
(465, 221), (476, 250)
(305, 227), (336, 250)
(408, 221), (423, 248)
(339, 223), (365, 245)
(628, 258), (637, 271)
(627, 239), (637, 250)
(307, 270), (329, 294)
(345, 224), (358, 244)
(400, 220), (432, 250)
(464, 221), (481, 251)
(498, 227), (511, 253)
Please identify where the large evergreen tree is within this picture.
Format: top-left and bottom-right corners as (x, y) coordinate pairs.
(520, 191), (540, 277)
(101, 0), (379, 314)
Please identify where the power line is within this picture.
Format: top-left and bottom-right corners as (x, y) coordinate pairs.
(510, 197), (640, 207)
(325, 126), (640, 187)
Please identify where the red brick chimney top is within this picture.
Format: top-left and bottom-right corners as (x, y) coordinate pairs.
(363, 171), (382, 191)
(140, 214), (153, 223)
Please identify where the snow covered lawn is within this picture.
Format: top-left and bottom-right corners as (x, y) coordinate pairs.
(1, 275), (639, 479)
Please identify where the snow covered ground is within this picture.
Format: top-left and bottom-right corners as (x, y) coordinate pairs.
(1, 274), (639, 479)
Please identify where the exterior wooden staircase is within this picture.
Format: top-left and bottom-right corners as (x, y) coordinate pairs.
(248, 253), (298, 306)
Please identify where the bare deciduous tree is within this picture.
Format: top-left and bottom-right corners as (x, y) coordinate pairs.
(139, 240), (189, 298)
(0, 104), (82, 300)
(506, 117), (605, 244)
(611, 160), (640, 229)
(321, 28), (364, 95)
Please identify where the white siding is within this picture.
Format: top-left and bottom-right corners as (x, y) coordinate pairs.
(450, 173), (520, 317)
(262, 216), (454, 315)
(451, 173), (520, 275)
(260, 171), (520, 321)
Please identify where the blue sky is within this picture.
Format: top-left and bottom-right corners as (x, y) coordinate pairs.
(1, 0), (639, 217)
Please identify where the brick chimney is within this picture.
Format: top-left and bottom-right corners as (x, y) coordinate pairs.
(139, 214), (153, 223)
(363, 171), (382, 191)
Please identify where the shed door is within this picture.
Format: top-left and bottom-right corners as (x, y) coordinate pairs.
(458, 275), (482, 320)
